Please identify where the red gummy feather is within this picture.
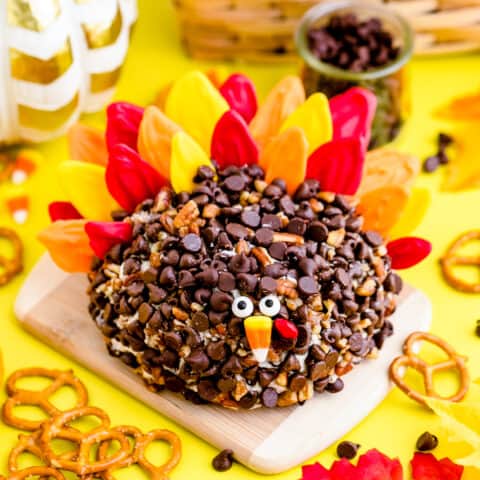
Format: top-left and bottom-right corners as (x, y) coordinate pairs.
(305, 138), (364, 195)
(330, 459), (358, 479)
(106, 144), (169, 212)
(387, 237), (432, 270)
(106, 102), (144, 152)
(301, 463), (331, 480)
(85, 221), (132, 259)
(329, 87), (377, 149)
(411, 453), (463, 480)
(219, 73), (258, 123)
(211, 110), (259, 168)
(48, 201), (83, 222)
(274, 318), (298, 340)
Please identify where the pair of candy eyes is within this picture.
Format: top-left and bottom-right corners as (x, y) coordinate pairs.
(232, 295), (281, 318)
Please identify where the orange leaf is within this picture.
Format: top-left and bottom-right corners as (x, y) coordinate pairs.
(38, 220), (93, 273)
(263, 127), (308, 195)
(249, 76), (305, 150)
(357, 185), (409, 237)
(137, 105), (181, 179)
(67, 123), (108, 166)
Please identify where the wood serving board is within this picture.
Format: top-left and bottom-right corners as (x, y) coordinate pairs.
(14, 254), (432, 474)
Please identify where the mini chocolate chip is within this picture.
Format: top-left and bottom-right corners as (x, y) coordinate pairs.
(181, 233), (202, 252)
(310, 361), (329, 381)
(326, 378), (344, 393)
(337, 441), (360, 459)
(217, 377), (235, 393)
(335, 268), (352, 288)
(283, 353), (301, 372)
(261, 388), (278, 408)
(269, 242), (287, 260)
(209, 311), (229, 325)
(255, 228), (274, 246)
(197, 165), (214, 180)
(138, 303), (154, 324)
(296, 325), (311, 352)
(289, 374), (307, 392)
(346, 216), (363, 232)
(186, 350), (209, 372)
(126, 281), (144, 297)
(210, 291), (233, 312)
(298, 276), (318, 296)
(264, 263), (287, 278)
(310, 345), (326, 361)
(192, 312), (209, 331)
(218, 271), (236, 291)
(164, 249), (180, 266)
(224, 175), (245, 192)
(221, 355), (243, 376)
(259, 276), (277, 293)
(206, 340), (227, 361)
(264, 184), (282, 198)
(178, 270), (195, 288)
(261, 214), (281, 230)
(179, 253), (200, 269)
(384, 272), (403, 294)
(184, 327), (202, 347)
(307, 221), (328, 242)
(349, 332), (365, 353)
(314, 377), (330, 393)
(194, 288), (211, 304)
(240, 210), (261, 228)
(198, 380), (219, 402)
(258, 370), (276, 388)
(237, 273), (258, 293)
(239, 392), (258, 409)
(226, 222), (248, 241)
(416, 431), (439, 451)
(228, 253), (251, 273)
(142, 267), (158, 283)
(164, 331), (183, 351)
(164, 376), (185, 393)
(195, 268), (219, 287)
(299, 258), (317, 276)
(159, 266), (176, 287)
(364, 230), (383, 247)
(279, 196), (296, 216)
(287, 217), (307, 235)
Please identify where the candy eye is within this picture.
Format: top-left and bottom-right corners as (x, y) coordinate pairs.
(232, 296), (254, 318)
(259, 295), (281, 317)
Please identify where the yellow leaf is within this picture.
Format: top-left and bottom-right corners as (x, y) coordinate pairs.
(165, 71), (228, 152)
(170, 131), (213, 193)
(249, 75), (305, 150)
(389, 187), (431, 239)
(58, 161), (118, 221)
(279, 92), (332, 155)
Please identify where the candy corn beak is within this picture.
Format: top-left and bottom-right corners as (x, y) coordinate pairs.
(244, 315), (272, 364)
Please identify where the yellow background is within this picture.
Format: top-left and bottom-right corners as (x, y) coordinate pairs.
(1, 1), (480, 478)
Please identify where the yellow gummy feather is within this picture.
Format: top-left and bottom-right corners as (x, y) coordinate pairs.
(389, 187), (431, 239)
(165, 71), (229, 153)
(170, 131), (214, 193)
(58, 161), (118, 221)
(244, 315), (272, 350)
(280, 92), (332, 155)
(138, 105), (181, 180)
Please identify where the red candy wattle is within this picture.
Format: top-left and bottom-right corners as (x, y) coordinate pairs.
(329, 87), (377, 149)
(301, 449), (403, 480)
(387, 237), (432, 270)
(274, 318), (298, 340)
(106, 102), (144, 152)
(305, 138), (364, 195)
(48, 201), (83, 222)
(85, 221), (133, 259)
(219, 73), (258, 124)
(410, 453), (463, 480)
(106, 144), (169, 212)
(211, 110), (259, 168)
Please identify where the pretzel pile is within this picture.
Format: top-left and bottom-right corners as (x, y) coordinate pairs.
(1, 368), (182, 480)
(0, 228), (23, 287)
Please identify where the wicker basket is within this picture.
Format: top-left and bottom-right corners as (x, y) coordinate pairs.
(172, 0), (480, 62)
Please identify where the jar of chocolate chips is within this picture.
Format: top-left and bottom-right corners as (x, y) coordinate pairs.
(296, 1), (413, 147)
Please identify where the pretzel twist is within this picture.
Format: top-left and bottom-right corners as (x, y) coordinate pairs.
(0, 227), (23, 287)
(5, 467), (66, 480)
(440, 230), (480, 293)
(2, 368), (88, 431)
(389, 331), (470, 406)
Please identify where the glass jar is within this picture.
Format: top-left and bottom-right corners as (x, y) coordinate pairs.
(296, 1), (414, 148)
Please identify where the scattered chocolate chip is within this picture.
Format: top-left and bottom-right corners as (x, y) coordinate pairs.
(416, 431), (438, 452)
(337, 441), (360, 459)
(423, 155), (440, 173)
(326, 378), (344, 393)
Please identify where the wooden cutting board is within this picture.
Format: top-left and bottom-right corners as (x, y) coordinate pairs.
(14, 254), (431, 474)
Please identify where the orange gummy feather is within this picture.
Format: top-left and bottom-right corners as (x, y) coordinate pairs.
(67, 123), (108, 166)
(263, 127), (308, 196)
(249, 76), (306, 150)
(138, 105), (181, 178)
(38, 220), (93, 273)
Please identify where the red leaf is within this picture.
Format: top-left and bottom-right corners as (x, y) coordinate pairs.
(106, 102), (144, 152)
(48, 201), (83, 222)
(305, 138), (364, 195)
(211, 110), (259, 168)
(387, 237), (432, 270)
(411, 453), (463, 480)
(219, 73), (258, 123)
(274, 318), (298, 340)
(106, 144), (169, 212)
(301, 463), (331, 480)
(329, 87), (377, 149)
(85, 221), (132, 259)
